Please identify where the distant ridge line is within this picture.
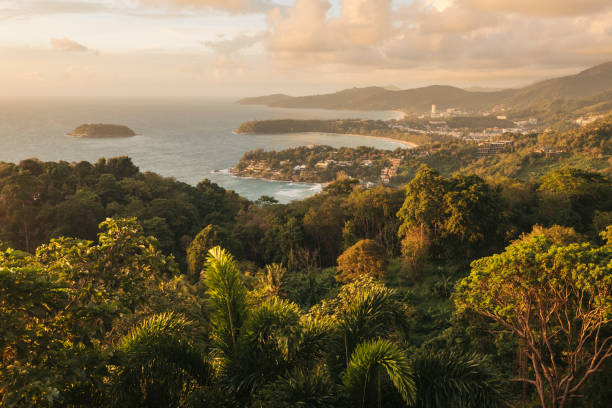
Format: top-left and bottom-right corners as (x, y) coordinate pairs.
(238, 61), (612, 113)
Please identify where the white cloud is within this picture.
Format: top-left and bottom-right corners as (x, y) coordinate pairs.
(139, 0), (276, 14)
(462, 0), (612, 17)
(262, 0), (612, 74)
(203, 32), (266, 54)
(268, 0), (392, 56)
(50, 37), (95, 53)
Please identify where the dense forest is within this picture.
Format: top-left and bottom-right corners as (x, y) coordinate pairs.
(1, 146), (611, 407)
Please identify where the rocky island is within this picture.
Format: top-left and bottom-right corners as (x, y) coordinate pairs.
(68, 123), (136, 138)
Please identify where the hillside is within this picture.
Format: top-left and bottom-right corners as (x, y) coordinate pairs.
(239, 85), (513, 112)
(238, 61), (612, 113)
(506, 62), (612, 106)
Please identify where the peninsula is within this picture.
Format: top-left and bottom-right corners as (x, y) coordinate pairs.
(68, 123), (136, 138)
(236, 119), (428, 146)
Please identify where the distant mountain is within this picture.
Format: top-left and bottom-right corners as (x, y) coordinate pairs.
(505, 62), (612, 106)
(239, 85), (514, 112)
(463, 86), (506, 93)
(238, 93), (293, 106)
(238, 62), (612, 113)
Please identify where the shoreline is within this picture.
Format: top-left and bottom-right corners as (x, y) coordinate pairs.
(218, 168), (326, 186)
(235, 130), (418, 148)
(354, 133), (417, 148)
(391, 110), (407, 120)
(66, 133), (136, 139)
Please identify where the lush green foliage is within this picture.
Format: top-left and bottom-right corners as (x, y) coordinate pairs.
(1, 152), (611, 407)
(411, 351), (506, 408)
(0, 156), (247, 262)
(455, 234), (612, 408)
(336, 239), (387, 282)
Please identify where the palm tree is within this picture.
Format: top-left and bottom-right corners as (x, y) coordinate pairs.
(255, 367), (340, 408)
(112, 312), (210, 408)
(256, 263), (288, 298)
(343, 339), (416, 408)
(328, 276), (410, 370)
(204, 246), (247, 356)
(227, 297), (302, 395)
(412, 351), (506, 408)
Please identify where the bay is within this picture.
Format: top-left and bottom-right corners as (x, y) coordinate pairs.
(0, 99), (407, 203)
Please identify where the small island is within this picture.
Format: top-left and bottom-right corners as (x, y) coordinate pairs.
(68, 123), (136, 138)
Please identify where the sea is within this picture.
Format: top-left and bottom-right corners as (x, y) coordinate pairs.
(0, 99), (407, 203)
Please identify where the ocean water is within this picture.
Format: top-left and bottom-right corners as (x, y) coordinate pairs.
(0, 99), (406, 203)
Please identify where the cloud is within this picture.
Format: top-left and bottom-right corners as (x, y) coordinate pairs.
(261, 0), (612, 75)
(0, 0), (268, 20)
(402, 1), (499, 34)
(0, 0), (111, 20)
(203, 32), (267, 54)
(462, 0), (612, 17)
(138, 0), (276, 14)
(50, 37), (94, 53)
(268, 0), (392, 55)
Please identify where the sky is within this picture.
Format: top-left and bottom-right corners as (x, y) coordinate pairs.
(1, 0), (612, 98)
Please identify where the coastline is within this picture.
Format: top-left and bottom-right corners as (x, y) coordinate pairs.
(391, 110), (407, 120)
(352, 133), (417, 148)
(66, 133), (136, 139)
(221, 168), (326, 188)
(235, 130), (418, 148)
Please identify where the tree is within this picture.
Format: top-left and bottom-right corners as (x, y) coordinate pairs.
(186, 224), (226, 278)
(0, 173), (41, 252)
(226, 297), (304, 396)
(310, 276), (412, 374)
(254, 263), (288, 299)
(336, 239), (386, 282)
(412, 351), (506, 408)
(343, 339), (416, 408)
(0, 218), (177, 406)
(538, 168), (612, 231)
(397, 165), (500, 259)
(303, 197), (347, 266)
(455, 234), (612, 408)
(255, 367), (339, 408)
(204, 246), (247, 356)
(345, 186), (404, 255)
(397, 165), (445, 243)
(400, 224), (430, 276)
(112, 313), (210, 408)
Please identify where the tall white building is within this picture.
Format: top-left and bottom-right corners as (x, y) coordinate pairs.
(431, 104), (437, 115)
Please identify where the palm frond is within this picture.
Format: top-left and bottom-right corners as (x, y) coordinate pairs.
(204, 246), (247, 356)
(113, 312), (210, 408)
(343, 339), (416, 408)
(412, 351), (507, 408)
(255, 367), (340, 408)
(225, 297), (302, 396)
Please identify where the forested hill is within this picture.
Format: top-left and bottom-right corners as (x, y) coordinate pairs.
(0, 157), (248, 264)
(239, 85), (512, 112)
(238, 61), (612, 112)
(2, 155), (611, 407)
